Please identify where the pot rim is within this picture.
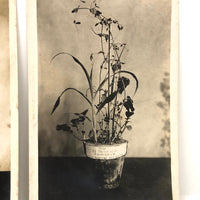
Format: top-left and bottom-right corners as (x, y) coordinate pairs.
(83, 139), (128, 160)
(84, 139), (128, 147)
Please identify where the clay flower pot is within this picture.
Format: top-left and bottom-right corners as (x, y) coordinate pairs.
(83, 140), (128, 189)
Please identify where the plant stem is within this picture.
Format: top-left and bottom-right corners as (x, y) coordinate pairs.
(100, 25), (106, 60)
(91, 98), (97, 143)
(99, 24), (105, 105)
(107, 24), (111, 143)
(111, 93), (118, 139)
(77, 7), (90, 10)
(90, 80), (97, 143)
(112, 120), (127, 142)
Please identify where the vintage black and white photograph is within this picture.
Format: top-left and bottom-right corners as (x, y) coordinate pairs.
(0, 0), (18, 199)
(29, 0), (179, 199)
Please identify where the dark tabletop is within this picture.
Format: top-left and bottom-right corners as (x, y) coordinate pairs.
(39, 157), (172, 200)
(0, 172), (10, 200)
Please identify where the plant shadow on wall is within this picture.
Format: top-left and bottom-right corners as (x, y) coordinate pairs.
(156, 72), (170, 157)
(50, 0), (138, 189)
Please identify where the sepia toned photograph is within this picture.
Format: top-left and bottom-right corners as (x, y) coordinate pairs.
(0, 0), (18, 199)
(29, 0), (179, 199)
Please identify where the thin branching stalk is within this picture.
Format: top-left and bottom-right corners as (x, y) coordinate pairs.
(52, 1), (138, 144)
(107, 24), (112, 143)
(100, 24), (106, 60)
(112, 120), (127, 142)
(111, 91), (118, 138)
(90, 80), (97, 143)
(99, 24), (105, 106)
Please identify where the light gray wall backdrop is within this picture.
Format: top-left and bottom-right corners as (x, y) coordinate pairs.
(38, 0), (171, 157)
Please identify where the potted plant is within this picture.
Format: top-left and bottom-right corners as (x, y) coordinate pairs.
(51, 0), (138, 189)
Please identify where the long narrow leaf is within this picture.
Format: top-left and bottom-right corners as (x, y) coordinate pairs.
(51, 96), (61, 115)
(97, 91), (117, 113)
(60, 88), (92, 106)
(95, 70), (138, 97)
(51, 87), (92, 115)
(51, 52), (93, 96)
(89, 66), (93, 82)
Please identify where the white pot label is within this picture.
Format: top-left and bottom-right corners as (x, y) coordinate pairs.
(85, 142), (128, 159)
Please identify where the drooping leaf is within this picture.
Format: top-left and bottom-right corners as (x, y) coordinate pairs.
(50, 52), (93, 96)
(51, 97), (60, 115)
(95, 70), (138, 98)
(51, 88), (92, 115)
(70, 55), (92, 91)
(59, 88), (92, 106)
(97, 91), (117, 113)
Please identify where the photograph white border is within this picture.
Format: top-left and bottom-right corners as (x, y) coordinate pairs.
(170, 0), (179, 199)
(28, 0), (38, 199)
(9, 0), (19, 199)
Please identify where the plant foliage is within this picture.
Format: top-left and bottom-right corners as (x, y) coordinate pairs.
(51, 0), (139, 144)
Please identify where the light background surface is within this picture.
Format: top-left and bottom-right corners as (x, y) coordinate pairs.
(0, 0), (10, 171)
(38, 0), (171, 158)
